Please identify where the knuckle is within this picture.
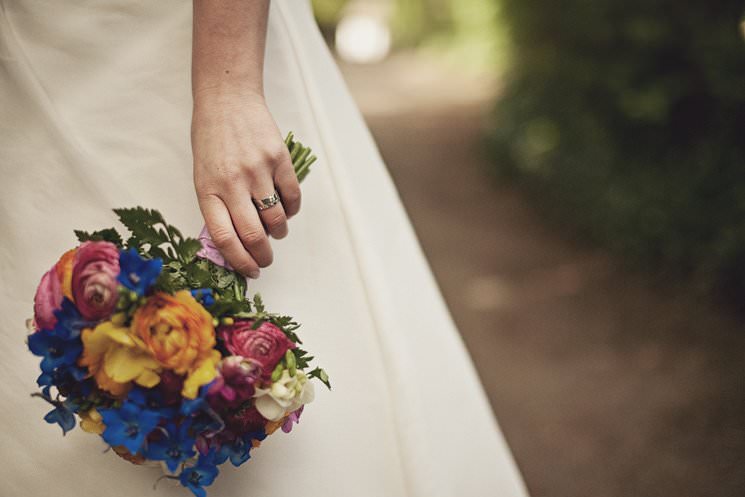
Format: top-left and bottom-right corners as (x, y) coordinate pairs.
(262, 144), (289, 167)
(198, 163), (243, 186)
(241, 162), (262, 181)
(196, 190), (220, 203)
(265, 211), (287, 230)
(210, 228), (235, 248)
(284, 193), (301, 217)
(282, 186), (301, 205)
(238, 227), (267, 247)
(221, 166), (245, 185)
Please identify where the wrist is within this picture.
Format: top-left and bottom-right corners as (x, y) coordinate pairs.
(192, 83), (265, 109)
(193, 68), (264, 101)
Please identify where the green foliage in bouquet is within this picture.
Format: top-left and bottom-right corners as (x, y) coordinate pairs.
(72, 134), (329, 387)
(489, 0), (745, 304)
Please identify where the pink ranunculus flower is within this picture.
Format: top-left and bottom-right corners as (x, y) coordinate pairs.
(33, 266), (63, 331)
(71, 241), (120, 321)
(218, 320), (295, 378)
(207, 356), (260, 410)
(196, 225), (232, 269)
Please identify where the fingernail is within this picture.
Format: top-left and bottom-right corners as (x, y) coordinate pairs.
(249, 269), (260, 279)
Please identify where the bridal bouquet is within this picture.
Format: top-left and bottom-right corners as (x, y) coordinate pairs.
(26, 135), (329, 497)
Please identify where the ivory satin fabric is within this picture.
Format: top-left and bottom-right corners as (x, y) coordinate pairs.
(0, 1), (529, 496)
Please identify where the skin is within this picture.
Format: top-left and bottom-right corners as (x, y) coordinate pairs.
(192, 0), (301, 279)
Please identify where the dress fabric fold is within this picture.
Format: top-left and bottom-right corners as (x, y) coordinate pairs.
(0, 1), (528, 496)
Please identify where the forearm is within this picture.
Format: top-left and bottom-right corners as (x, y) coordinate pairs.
(191, 0), (299, 278)
(192, 0), (270, 98)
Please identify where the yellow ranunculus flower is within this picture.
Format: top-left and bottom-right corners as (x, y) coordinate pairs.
(79, 320), (161, 397)
(132, 291), (219, 399)
(79, 408), (105, 435)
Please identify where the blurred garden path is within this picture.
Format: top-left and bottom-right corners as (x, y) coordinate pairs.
(339, 53), (745, 497)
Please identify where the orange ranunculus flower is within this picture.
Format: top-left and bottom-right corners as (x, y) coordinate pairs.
(57, 248), (76, 301)
(132, 291), (220, 399)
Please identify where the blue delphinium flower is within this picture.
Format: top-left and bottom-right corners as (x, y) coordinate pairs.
(36, 365), (88, 397)
(28, 328), (81, 374)
(117, 248), (162, 295)
(43, 402), (76, 435)
(127, 386), (158, 408)
(190, 411), (223, 437)
(146, 421), (196, 472)
(99, 401), (161, 454)
(246, 428), (267, 445)
(179, 451), (220, 497)
(28, 299), (87, 371)
(52, 298), (90, 338)
(211, 427), (266, 468)
(214, 433), (252, 467)
(190, 288), (215, 308)
(180, 382), (213, 416)
(128, 386), (178, 419)
(28, 299), (89, 396)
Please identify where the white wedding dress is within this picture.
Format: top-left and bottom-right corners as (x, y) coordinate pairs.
(0, 1), (528, 496)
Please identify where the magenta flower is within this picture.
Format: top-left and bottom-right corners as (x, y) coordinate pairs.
(207, 356), (260, 410)
(224, 406), (267, 434)
(218, 320), (295, 379)
(158, 370), (186, 406)
(281, 406), (304, 433)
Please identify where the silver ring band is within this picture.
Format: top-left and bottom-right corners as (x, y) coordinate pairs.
(254, 191), (281, 211)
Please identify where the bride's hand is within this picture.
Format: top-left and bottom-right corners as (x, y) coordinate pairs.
(192, 89), (301, 279)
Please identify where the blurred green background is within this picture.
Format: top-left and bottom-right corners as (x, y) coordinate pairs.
(314, 0), (745, 308)
(313, 1), (745, 496)
(490, 1), (745, 309)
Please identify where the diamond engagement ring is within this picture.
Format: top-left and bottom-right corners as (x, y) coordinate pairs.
(254, 191), (281, 211)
